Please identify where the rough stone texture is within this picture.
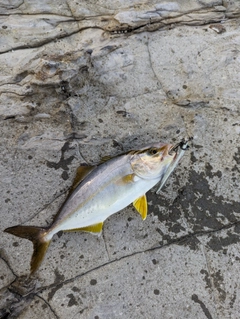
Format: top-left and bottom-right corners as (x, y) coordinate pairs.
(1, 0), (240, 318)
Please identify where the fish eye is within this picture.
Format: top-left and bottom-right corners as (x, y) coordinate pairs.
(148, 148), (158, 155)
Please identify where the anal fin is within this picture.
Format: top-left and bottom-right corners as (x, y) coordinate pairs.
(133, 194), (148, 220)
(64, 222), (103, 234)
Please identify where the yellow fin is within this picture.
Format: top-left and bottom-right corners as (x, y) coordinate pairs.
(133, 194), (148, 220)
(70, 165), (95, 193)
(64, 222), (103, 233)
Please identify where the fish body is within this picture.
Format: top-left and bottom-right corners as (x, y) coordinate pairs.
(47, 144), (171, 238)
(47, 157), (155, 239)
(4, 140), (189, 274)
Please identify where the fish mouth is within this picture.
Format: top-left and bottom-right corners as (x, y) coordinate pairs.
(168, 144), (179, 158)
(163, 144), (174, 157)
(156, 137), (192, 194)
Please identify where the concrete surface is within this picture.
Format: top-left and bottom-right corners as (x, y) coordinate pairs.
(0, 1), (240, 318)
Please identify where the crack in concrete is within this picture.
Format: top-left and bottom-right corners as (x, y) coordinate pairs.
(36, 295), (59, 319)
(0, 251), (17, 279)
(65, 0), (76, 20)
(119, 7), (227, 34)
(0, 6), (232, 56)
(146, 36), (169, 100)
(0, 11), (114, 20)
(0, 12), (70, 17)
(2, 0), (24, 10)
(103, 88), (165, 101)
(74, 141), (91, 165)
(2, 220), (239, 316)
(0, 82), (23, 87)
(180, 110), (194, 138)
(0, 26), (104, 55)
(22, 190), (68, 225)
(33, 219), (240, 295)
(0, 287), (35, 319)
(69, 309), (88, 319)
(0, 90), (31, 97)
(101, 229), (111, 261)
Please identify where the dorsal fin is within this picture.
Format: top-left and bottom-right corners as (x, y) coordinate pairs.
(100, 155), (113, 163)
(133, 194), (148, 220)
(69, 165), (95, 194)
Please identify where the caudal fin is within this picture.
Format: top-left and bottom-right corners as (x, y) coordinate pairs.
(4, 225), (51, 275)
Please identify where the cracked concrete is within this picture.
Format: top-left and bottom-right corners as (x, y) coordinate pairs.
(1, 0), (240, 318)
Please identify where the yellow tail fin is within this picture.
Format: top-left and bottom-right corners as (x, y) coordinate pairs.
(4, 225), (51, 275)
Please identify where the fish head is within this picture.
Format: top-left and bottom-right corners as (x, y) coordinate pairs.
(130, 143), (177, 180)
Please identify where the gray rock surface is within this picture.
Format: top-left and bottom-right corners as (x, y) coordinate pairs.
(1, 0), (240, 318)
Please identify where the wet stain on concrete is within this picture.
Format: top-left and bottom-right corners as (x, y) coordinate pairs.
(230, 288), (237, 309)
(178, 235), (201, 251)
(46, 142), (75, 180)
(178, 170), (239, 232)
(200, 267), (228, 307)
(90, 279), (97, 286)
(206, 224), (240, 253)
(191, 294), (213, 319)
(153, 289), (160, 295)
(149, 163), (240, 252)
(47, 268), (65, 301)
(233, 147), (240, 165)
(152, 258), (158, 265)
(67, 293), (78, 307)
(61, 170), (69, 180)
(212, 270), (226, 302)
(200, 269), (211, 289)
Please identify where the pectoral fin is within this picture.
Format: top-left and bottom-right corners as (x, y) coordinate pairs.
(133, 194), (148, 220)
(64, 222), (103, 234)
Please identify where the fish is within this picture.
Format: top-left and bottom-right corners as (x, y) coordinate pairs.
(4, 139), (190, 274)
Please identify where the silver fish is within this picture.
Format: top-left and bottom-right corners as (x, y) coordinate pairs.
(4, 140), (189, 274)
